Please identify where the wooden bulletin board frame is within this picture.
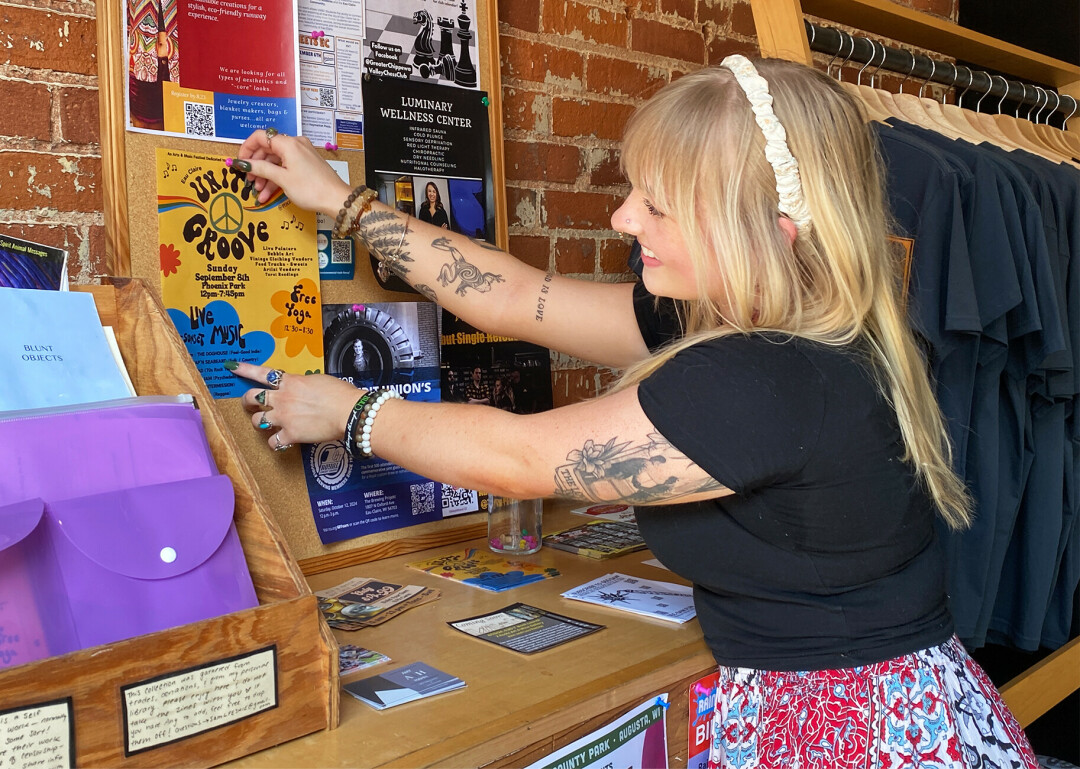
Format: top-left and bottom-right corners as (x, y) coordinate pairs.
(95, 0), (508, 575)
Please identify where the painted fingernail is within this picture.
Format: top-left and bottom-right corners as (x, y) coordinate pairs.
(243, 179), (255, 193)
(223, 360), (239, 370)
(231, 159), (252, 173)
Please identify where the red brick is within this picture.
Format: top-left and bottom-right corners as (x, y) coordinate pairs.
(501, 87), (548, 132)
(730, 1), (757, 38)
(552, 97), (635, 141)
(631, 18), (705, 64)
(699, 0), (732, 32)
(1, 7), (97, 76)
(588, 56), (668, 99)
(505, 140), (582, 184)
(0, 80), (52, 140)
(500, 36), (584, 85)
(544, 189), (622, 229)
(599, 237), (636, 274)
(554, 237), (596, 273)
(499, 0), (541, 33)
(0, 151), (102, 212)
(506, 186), (540, 228)
(542, 1), (629, 48)
(58, 87), (99, 144)
(664, 0), (698, 22)
(629, 0), (658, 14)
(508, 234), (552, 270)
(706, 37), (759, 66)
(588, 148), (627, 187)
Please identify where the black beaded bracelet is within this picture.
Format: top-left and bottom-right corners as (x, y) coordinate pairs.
(344, 390), (377, 457)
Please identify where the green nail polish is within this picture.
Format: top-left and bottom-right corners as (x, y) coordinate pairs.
(232, 159), (252, 173)
(223, 360), (239, 370)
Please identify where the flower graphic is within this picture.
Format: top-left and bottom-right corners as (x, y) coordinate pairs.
(270, 277), (323, 358)
(566, 437), (631, 478)
(160, 243), (182, 276)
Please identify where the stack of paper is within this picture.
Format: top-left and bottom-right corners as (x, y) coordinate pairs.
(561, 573), (697, 624)
(0, 287), (134, 411)
(543, 520), (646, 559)
(315, 576), (440, 630)
(342, 662), (465, 710)
(406, 548), (560, 592)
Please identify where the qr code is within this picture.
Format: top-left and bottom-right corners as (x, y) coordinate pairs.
(184, 102), (215, 136)
(410, 481), (435, 515)
(319, 87), (336, 108)
(330, 238), (352, 264)
(441, 484), (476, 511)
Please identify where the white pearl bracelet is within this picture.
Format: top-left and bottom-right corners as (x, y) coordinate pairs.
(356, 388), (403, 458)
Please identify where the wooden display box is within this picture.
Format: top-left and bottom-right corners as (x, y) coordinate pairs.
(0, 278), (337, 768)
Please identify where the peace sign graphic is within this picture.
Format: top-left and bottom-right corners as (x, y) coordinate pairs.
(209, 192), (244, 235)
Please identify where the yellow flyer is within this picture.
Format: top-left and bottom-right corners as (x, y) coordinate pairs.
(157, 148), (322, 398)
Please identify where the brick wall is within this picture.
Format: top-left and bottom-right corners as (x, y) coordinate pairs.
(0, 1), (104, 284)
(0, 0), (955, 401)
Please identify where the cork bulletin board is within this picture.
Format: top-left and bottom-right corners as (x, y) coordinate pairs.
(96, 0), (508, 574)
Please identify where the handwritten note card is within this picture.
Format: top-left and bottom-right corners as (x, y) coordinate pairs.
(122, 647), (277, 754)
(0, 699), (73, 769)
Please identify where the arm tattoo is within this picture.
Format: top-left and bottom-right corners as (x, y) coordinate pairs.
(433, 236), (504, 296)
(357, 210), (414, 278)
(414, 283), (438, 302)
(552, 433), (723, 504)
(471, 237), (502, 251)
(535, 271), (554, 322)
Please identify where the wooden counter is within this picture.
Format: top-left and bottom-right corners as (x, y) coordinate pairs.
(226, 504), (717, 768)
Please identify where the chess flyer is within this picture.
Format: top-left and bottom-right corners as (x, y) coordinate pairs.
(126, 0), (301, 142)
(156, 148), (322, 398)
(364, 0), (481, 89)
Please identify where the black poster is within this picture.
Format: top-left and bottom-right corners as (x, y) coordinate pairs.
(362, 76), (496, 293)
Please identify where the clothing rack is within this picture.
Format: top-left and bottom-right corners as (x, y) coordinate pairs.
(805, 20), (1078, 122)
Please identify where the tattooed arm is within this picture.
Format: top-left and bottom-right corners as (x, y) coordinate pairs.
(235, 131), (651, 369)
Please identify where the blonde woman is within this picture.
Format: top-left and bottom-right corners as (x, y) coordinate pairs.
(228, 57), (1037, 767)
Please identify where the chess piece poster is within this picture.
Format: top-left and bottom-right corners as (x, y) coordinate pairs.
(363, 0), (480, 89)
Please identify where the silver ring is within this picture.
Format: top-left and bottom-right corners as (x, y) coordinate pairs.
(266, 369), (285, 389)
(258, 414), (273, 430)
(273, 433), (293, 452)
(255, 390), (269, 407)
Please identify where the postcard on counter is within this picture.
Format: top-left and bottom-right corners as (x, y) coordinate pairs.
(406, 548), (561, 593)
(338, 645), (391, 676)
(342, 662), (464, 710)
(448, 602), (604, 654)
(315, 576), (440, 630)
(543, 520), (647, 560)
(569, 503), (637, 524)
(561, 573), (697, 624)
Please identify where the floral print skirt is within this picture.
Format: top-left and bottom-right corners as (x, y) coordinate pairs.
(708, 636), (1039, 769)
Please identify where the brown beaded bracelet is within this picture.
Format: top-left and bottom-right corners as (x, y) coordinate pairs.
(332, 185), (378, 239)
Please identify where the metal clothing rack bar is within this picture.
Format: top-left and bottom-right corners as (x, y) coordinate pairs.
(804, 20), (1079, 121)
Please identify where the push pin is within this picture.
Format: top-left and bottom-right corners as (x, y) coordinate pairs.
(481, 95), (489, 106)
(324, 141), (339, 151)
(224, 157), (234, 167)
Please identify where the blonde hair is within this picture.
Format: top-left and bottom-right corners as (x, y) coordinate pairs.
(617, 58), (972, 530)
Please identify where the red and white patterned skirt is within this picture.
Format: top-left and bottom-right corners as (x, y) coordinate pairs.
(708, 635), (1039, 769)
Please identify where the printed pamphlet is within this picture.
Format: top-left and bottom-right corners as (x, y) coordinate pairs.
(543, 520), (647, 560)
(407, 548), (560, 593)
(315, 576), (439, 630)
(343, 662), (464, 710)
(561, 573), (697, 624)
(448, 603), (604, 654)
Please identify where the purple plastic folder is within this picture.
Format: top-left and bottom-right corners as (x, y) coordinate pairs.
(0, 397), (258, 669)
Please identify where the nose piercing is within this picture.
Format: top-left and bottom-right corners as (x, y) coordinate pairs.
(625, 218), (631, 224)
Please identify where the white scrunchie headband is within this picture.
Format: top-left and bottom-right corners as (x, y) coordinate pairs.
(719, 54), (813, 234)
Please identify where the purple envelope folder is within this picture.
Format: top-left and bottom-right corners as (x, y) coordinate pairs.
(0, 398), (259, 669)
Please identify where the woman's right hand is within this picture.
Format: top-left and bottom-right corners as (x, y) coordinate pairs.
(234, 130), (351, 217)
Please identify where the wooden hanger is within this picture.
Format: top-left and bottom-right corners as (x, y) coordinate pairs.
(850, 38), (893, 122)
(989, 78), (1067, 160)
(937, 64), (993, 144)
(1032, 90), (1080, 160)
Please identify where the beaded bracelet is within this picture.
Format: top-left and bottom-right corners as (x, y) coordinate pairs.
(356, 388), (404, 459)
(344, 390), (378, 457)
(332, 185), (378, 239)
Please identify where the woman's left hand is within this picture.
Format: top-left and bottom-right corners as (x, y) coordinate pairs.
(228, 361), (362, 452)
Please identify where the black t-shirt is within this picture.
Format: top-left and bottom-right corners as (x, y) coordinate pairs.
(634, 333), (954, 670)
(419, 205), (449, 229)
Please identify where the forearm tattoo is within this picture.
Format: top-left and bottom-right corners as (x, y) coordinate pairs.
(535, 271), (554, 322)
(471, 237), (502, 251)
(414, 283), (438, 302)
(553, 433), (722, 504)
(433, 236), (504, 296)
(358, 210), (414, 278)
